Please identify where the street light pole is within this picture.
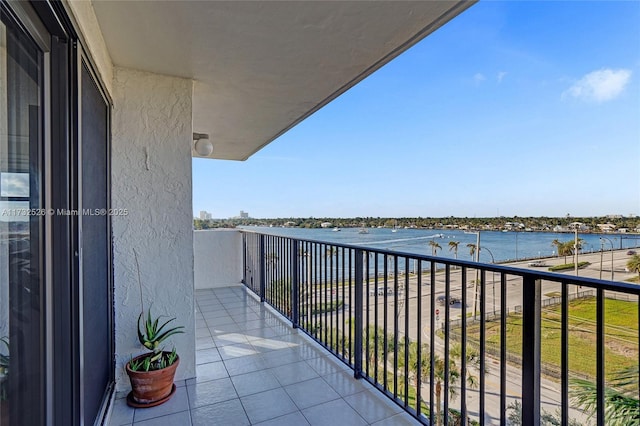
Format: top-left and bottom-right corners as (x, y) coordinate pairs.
(600, 237), (615, 281)
(480, 246), (496, 315)
(599, 240), (604, 280)
(574, 225), (580, 276)
(464, 231), (480, 319)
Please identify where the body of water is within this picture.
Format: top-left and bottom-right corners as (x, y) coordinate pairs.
(241, 226), (640, 263)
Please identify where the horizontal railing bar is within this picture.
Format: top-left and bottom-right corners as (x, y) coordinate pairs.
(240, 230), (639, 426)
(240, 230), (640, 294)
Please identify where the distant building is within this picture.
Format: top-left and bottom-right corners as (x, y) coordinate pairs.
(597, 223), (617, 232)
(231, 210), (250, 219)
(199, 210), (212, 220)
(569, 222), (589, 231)
(320, 222), (332, 228)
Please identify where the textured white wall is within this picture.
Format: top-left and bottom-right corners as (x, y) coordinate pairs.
(194, 229), (243, 289)
(111, 67), (195, 390)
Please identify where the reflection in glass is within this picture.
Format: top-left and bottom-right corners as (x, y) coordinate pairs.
(1, 8), (44, 426)
(0, 172), (29, 197)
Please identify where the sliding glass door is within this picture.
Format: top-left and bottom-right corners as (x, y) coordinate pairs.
(80, 60), (112, 426)
(0, 3), (114, 424)
(0, 6), (45, 425)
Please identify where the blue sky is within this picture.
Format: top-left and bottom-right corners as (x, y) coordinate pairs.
(193, 1), (640, 219)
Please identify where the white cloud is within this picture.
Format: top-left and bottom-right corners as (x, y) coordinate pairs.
(0, 172), (29, 197)
(473, 73), (486, 84)
(497, 71), (507, 83)
(562, 68), (632, 102)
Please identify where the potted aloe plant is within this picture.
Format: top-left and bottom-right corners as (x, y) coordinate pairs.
(125, 250), (184, 408)
(125, 309), (184, 407)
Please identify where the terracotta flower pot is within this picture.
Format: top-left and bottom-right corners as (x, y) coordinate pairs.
(125, 352), (179, 407)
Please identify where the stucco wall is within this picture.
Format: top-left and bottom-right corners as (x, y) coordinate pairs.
(111, 67), (195, 390)
(194, 229), (243, 289)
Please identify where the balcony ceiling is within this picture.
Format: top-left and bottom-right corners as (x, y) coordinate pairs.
(92, 1), (475, 160)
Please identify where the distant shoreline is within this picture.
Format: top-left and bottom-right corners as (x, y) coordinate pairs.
(194, 216), (639, 236)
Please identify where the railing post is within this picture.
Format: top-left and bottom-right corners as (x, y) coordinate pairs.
(259, 234), (266, 303)
(291, 240), (299, 328)
(521, 276), (541, 426)
(354, 248), (364, 379)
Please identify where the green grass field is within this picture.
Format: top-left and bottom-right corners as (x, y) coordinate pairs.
(548, 261), (590, 272)
(462, 297), (638, 381)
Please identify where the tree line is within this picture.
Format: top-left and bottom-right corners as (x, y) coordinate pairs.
(194, 215), (639, 232)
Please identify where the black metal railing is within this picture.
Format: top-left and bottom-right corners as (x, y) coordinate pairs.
(240, 230), (640, 426)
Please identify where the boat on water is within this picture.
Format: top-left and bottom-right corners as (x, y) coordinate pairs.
(391, 220), (398, 232)
(358, 228), (369, 234)
(332, 227), (340, 232)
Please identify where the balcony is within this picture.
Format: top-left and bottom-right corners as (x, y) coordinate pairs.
(110, 229), (639, 425)
(108, 285), (415, 425)
(236, 230), (638, 425)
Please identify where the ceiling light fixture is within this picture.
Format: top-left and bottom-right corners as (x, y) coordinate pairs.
(193, 133), (213, 157)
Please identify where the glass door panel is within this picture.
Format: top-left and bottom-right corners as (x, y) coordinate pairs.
(0, 7), (44, 426)
(80, 61), (111, 425)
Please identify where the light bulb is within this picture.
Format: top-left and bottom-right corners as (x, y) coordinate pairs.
(194, 138), (213, 156)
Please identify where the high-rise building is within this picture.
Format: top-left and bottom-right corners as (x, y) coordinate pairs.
(240, 210), (249, 218)
(199, 210), (212, 220)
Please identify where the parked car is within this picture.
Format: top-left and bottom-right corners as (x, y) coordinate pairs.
(627, 250), (637, 255)
(528, 260), (546, 267)
(369, 286), (392, 296)
(436, 295), (461, 306)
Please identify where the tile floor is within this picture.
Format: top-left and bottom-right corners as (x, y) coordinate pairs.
(108, 285), (420, 426)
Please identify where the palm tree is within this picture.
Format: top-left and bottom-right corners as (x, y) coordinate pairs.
(626, 254), (640, 281)
(551, 238), (562, 257)
(430, 353), (460, 426)
(467, 243), (477, 260)
(467, 243), (480, 317)
(429, 240), (442, 256)
(364, 325), (386, 376)
(434, 344), (481, 425)
(265, 252), (280, 294)
(450, 343), (481, 388)
(406, 341), (429, 393)
(571, 366), (639, 425)
(552, 239), (576, 264)
(559, 241), (574, 264)
(402, 341), (480, 426)
(448, 241), (460, 260)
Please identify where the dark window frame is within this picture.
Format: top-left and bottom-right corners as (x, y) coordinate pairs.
(1, 1), (114, 424)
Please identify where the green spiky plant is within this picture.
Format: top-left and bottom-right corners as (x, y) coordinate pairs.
(0, 337), (8, 401)
(136, 309), (184, 367)
(130, 250), (184, 372)
(0, 337), (8, 372)
(570, 366), (640, 426)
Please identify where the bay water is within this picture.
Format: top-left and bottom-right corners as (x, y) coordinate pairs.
(241, 226), (640, 263)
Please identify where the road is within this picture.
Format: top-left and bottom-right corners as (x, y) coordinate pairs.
(306, 248), (638, 424)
